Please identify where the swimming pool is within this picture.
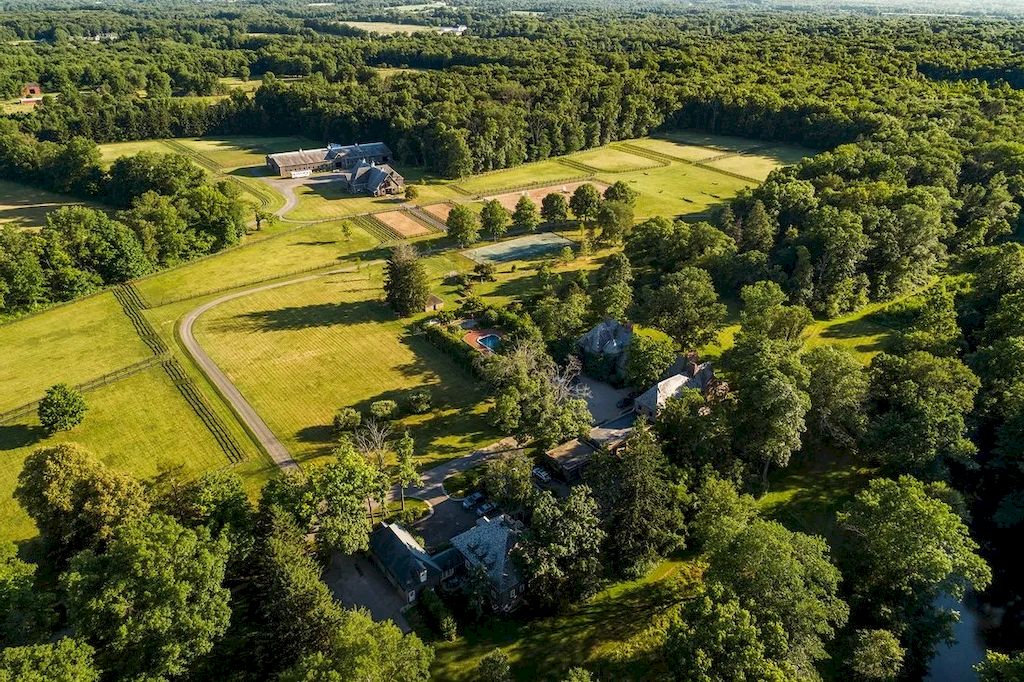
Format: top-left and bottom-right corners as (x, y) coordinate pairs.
(477, 334), (502, 351)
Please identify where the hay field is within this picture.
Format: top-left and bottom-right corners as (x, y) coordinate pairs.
(193, 261), (496, 468)
(340, 21), (438, 34)
(135, 220), (380, 306)
(0, 179), (98, 229)
(566, 147), (663, 172)
(0, 292), (152, 411)
(0, 364), (270, 543)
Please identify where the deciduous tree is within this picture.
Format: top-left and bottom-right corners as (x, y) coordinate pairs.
(447, 204), (480, 246)
(37, 383), (86, 433)
(641, 267), (726, 350)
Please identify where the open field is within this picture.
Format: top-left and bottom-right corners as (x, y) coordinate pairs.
(704, 145), (810, 181)
(193, 258), (497, 468)
(98, 139), (175, 166)
(0, 179), (99, 229)
(567, 147), (663, 172)
(135, 220), (380, 306)
(484, 180), (610, 212)
(169, 135), (323, 171)
(341, 21), (439, 34)
(455, 160), (585, 196)
(0, 292), (152, 411)
(0, 364), (270, 544)
(429, 557), (699, 681)
(375, 210), (432, 237)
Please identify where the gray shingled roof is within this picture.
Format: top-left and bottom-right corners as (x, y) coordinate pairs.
(450, 516), (521, 595)
(577, 319), (633, 357)
(267, 142), (392, 169)
(370, 522), (439, 592)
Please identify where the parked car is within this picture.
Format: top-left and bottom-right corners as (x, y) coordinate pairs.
(476, 501), (497, 517)
(532, 466), (552, 483)
(462, 492), (484, 509)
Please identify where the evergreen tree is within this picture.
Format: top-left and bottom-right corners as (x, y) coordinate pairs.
(384, 243), (429, 317)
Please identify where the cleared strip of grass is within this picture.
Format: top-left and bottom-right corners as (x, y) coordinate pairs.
(0, 180), (102, 230)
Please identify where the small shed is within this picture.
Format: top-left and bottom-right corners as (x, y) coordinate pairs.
(424, 294), (444, 312)
(21, 82), (42, 98)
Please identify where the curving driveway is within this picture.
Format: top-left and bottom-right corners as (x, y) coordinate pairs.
(178, 266), (364, 472)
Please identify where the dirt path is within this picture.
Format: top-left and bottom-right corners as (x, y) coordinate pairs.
(177, 266), (367, 472)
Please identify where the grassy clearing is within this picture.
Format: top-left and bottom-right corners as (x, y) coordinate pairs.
(0, 179), (99, 229)
(0, 292), (152, 411)
(341, 21), (439, 34)
(0, 365), (272, 544)
(192, 258), (497, 468)
(172, 136), (323, 172)
(704, 146), (809, 181)
(98, 140), (176, 166)
(429, 558), (699, 681)
(568, 147), (663, 172)
(626, 137), (724, 162)
(595, 162), (752, 220)
(135, 220), (381, 306)
(288, 181), (412, 222)
(455, 160), (586, 196)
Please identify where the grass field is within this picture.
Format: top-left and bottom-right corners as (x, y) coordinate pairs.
(0, 365), (271, 544)
(0, 179), (98, 229)
(340, 21), (439, 34)
(135, 220), (380, 306)
(429, 557), (700, 681)
(192, 258), (497, 468)
(567, 147), (663, 173)
(0, 292), (152, 411)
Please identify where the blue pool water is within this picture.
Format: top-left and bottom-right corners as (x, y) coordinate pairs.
(478, 334), (502, 351)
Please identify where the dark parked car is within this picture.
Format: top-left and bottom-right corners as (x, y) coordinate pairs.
(462, 492), (484, 509)
(476, 501), (497, 517)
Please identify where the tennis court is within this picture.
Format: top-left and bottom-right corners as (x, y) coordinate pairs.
(462, 232), (573, 264)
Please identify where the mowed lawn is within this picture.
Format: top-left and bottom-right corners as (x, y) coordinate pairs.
(0, 292), (152, 411)
(0, 179), (101, 230)
(568, 147), (663, 172)
(193, 261), (497, 468)
(0, 365), (271, 544)
(135, 220), (381, 306)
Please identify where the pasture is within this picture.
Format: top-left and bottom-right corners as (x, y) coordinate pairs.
(340, 21), (439, 34)
(483, 180), (610, 212)
(0, 364), (269, 544)
(375, 210), (433, 238)
(0, 292), (152, 411)
(135, 219), (380, 306)
(566, 146), (663, 173)
(0, 179), (97, 229)
(192, 258), (497, 468)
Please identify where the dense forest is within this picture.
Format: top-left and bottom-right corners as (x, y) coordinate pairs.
(3, 2), (1024, 681)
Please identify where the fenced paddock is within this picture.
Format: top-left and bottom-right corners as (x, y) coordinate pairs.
(423, 202), (456, 223)
(374, 210), (433, 238)
(484, 181), (610, 212)
(462, 233), (573, 264)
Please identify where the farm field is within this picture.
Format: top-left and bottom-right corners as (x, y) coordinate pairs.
(0, 364), (270, 544)
(193, 258), (497, 468)
(0, 292), (152, 411)
(340, 21), (440, 34)
(134, 219), (380, 306)
(455, 159), (585, 196)
(0, 179), (98, 229)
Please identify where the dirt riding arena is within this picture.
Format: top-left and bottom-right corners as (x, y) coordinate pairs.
(422, 202), (455, 223)
(484, 181), (611, 212)
(374, 210), (432, 238)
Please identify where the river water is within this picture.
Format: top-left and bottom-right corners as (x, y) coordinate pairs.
(924, 595), (987, 682)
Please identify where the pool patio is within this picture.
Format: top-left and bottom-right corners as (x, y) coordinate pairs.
(463, 328), (505, 354)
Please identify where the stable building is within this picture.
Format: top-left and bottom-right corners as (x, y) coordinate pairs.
(265, 142), (394, 178)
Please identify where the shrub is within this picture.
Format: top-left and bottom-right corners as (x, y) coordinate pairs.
(370, 400), (399, 420)
(37, 384), (87, 434)
(436, 309), (456, 325)
(332, 407), (361, 434)
(408, 390), (432, 414)
(420, 588), (458, 641)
